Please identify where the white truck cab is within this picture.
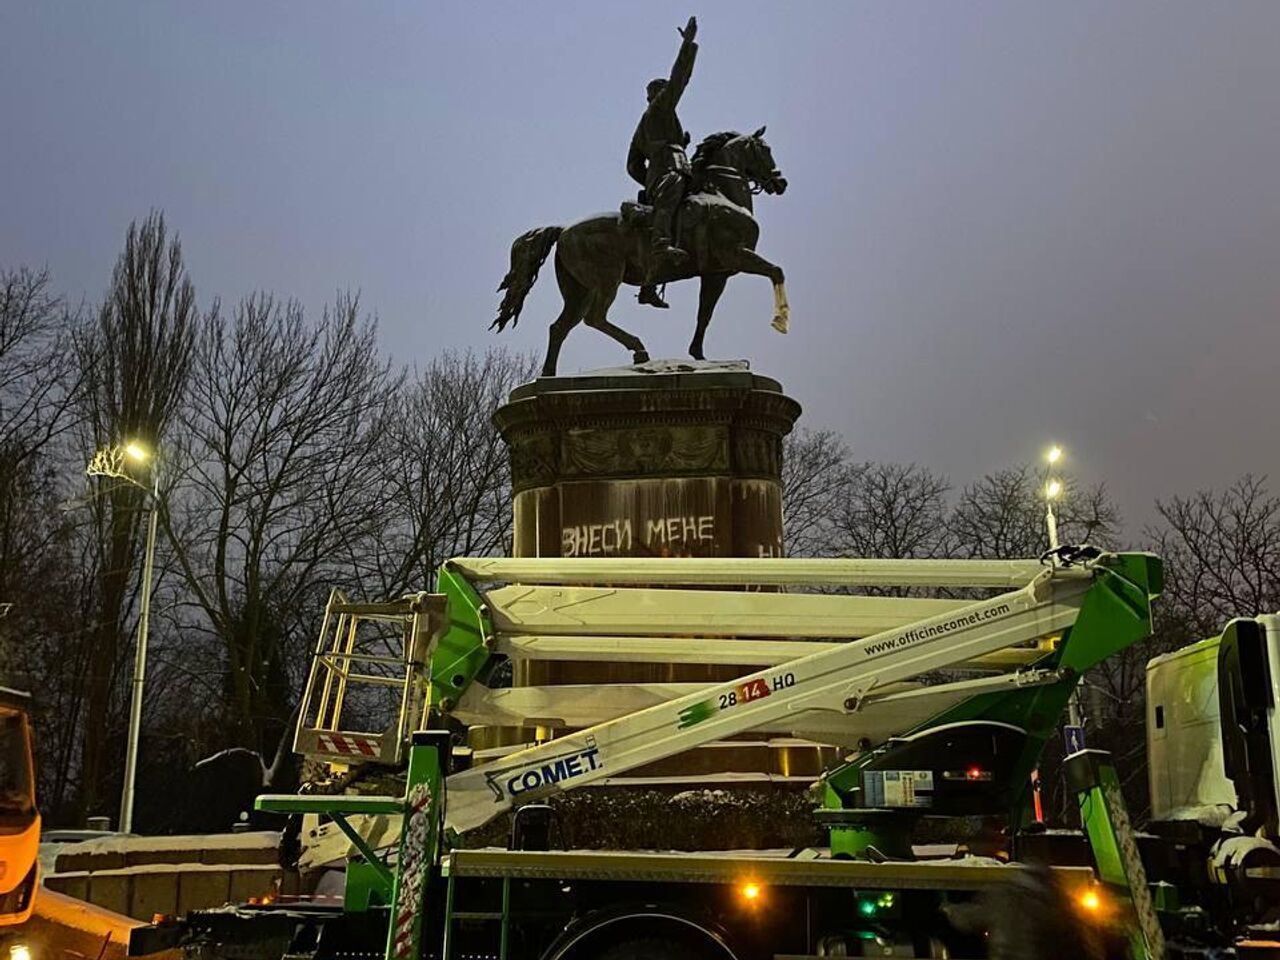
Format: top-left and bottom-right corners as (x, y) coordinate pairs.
(1147, 614), (1280, 836)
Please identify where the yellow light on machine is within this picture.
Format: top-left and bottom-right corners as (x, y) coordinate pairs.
(738, 881), (763, 904)
(10, 944), (33, 960)
(1076, 885), (1108, 918)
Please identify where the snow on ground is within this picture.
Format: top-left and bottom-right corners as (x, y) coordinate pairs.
(56, 831), (279, 858)
(49, 862), (281, 879)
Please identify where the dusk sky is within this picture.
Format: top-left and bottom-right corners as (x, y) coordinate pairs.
(3, 2), (1278, 531)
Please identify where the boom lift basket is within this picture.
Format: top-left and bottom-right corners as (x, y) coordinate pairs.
(294, 589), (444, 768)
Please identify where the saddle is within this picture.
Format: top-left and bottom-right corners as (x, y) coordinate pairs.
(621, 194), (716, 245)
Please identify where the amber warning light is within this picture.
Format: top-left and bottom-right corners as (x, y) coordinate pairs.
(1076, 885), (1110, 920)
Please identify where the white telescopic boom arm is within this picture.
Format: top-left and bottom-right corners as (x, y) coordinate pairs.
(444, 565), (1090, 834)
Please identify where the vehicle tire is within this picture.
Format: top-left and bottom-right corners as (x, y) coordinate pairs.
(594, 938), (707, 960)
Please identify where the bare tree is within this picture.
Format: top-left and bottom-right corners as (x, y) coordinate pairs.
(834, 462), (951, 569)
(1149, 475), (1280, 635)
(0, 453), (91, 819)
(73, 213), (197, 819)
(0, 266), (80, 679)
(781, 429), (849, 557)
(164, 292), (399, 753)
(352, 348), (535, 598)
(0, 267), (79, 478)
(950, 465), (1120, 559)
(0, 265), (99, 820)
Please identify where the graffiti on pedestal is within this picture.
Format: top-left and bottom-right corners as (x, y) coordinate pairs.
(562, 519), (634, 557)
(562, 513), (717, 557)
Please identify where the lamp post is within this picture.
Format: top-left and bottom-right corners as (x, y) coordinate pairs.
(1044, 445), (1063, 551)
(86, 440), (158, 834)
(1043, 443), (1085, 737)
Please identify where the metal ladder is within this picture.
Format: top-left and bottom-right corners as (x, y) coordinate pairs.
(293, 589), (445, 768)
(441, 871), (512, 960)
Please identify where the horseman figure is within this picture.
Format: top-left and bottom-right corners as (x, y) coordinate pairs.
(491, 16), (790, 377)
(628, 16), (698, 310)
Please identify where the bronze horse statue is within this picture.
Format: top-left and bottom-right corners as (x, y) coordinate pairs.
(492, 128), (789, 377)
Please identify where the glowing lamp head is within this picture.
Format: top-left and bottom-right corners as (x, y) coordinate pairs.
(739, 881), (762, 904)
(10, 945), (32, 960)
(124, 441), (150, 463)
(1045, 479), (1063, 500)
(1078, 887), (1104, 914)
(1047, 445), (1063, 466)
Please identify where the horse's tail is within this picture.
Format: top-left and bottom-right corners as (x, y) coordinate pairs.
(491, 226), (563, 332)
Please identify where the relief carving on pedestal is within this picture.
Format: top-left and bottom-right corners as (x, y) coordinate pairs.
(563, 424), (727, 479)
(731, 429), (783, 479)
(508, 432), (558, 491)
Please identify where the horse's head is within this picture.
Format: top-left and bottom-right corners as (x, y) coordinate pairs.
(736, 126), (787, 196)
(692, 129), (787, 206)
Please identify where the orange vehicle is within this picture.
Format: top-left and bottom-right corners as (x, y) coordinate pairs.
(0, 688), (38, 927)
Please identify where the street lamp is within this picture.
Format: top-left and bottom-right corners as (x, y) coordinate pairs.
(86, 440), (158, 835)
(1044, 446), (1063, 551)
(1044, 479), (1062, 551)
(1042, 443), (1088, 739)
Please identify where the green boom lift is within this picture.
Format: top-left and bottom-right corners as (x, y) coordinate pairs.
(133, 550), (1221, 959)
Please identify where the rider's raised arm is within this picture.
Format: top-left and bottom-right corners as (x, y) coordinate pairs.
(660, 17), (698, 109)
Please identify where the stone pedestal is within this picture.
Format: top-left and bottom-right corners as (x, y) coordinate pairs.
(494, 359), (800, 562)
(479, 360), (826, 848)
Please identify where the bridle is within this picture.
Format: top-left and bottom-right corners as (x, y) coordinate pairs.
(703, 137), (773, 195)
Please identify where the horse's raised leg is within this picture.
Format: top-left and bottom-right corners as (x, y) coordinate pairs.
(723, 248), (789, 334)
(542, 258), (589, 377)
(690, 274), (729, 361)
(583, 284), (650, 365)
(771, 280), (789, 334)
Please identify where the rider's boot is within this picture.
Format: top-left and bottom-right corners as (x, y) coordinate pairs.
(646, 237), (684, 287)
(638, 285), (669, 309)
(647, 205), (684, 281)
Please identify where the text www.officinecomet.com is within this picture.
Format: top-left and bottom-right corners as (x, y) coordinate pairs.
(862, 603), (1012, 656)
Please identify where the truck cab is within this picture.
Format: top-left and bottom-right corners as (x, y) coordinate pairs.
(1147, 614), (1280, 832)
(0, 688), (39, 926)
(1146, 614), (1280, 946)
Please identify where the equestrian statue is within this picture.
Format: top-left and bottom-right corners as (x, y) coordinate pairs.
(491, 16), (790, 377)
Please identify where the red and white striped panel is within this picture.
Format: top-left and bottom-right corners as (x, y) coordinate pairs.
(392, 784), (433, 960)
(314, 732), (381, 758)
